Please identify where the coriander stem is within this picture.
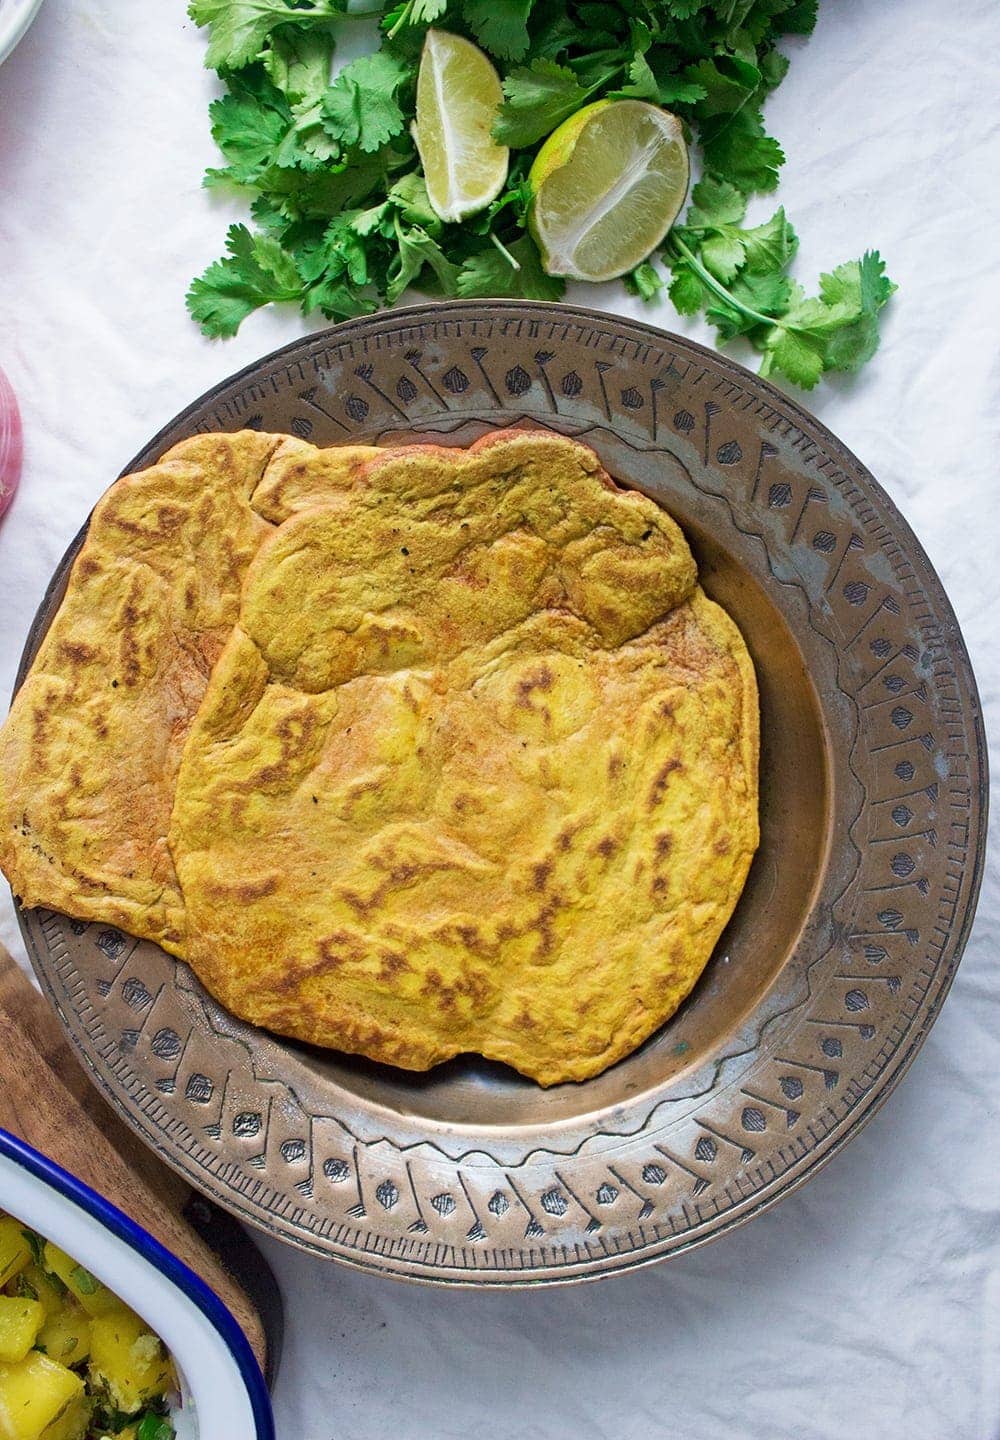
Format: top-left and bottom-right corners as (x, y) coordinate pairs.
(385, 1), (412, 38)
(667, 233), (776, 329)
(489, 233), (521, 271)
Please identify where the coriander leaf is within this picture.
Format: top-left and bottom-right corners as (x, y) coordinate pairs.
(823, 314), (882, 373)
(456, 234), (564, 301)
(624, 259), (664, 302)
(298, 212), (370, 284)
(761, 326), (825, 388)
(740, 206), (797, 272)
(304, 274), (377, 318)
(662, 0), (712, 19)
(387, 219), (460, 303)
(259, 144), (402, 223)
(568, 46), (627, 93)
(279, 111), (340, 165)
(758, 48), (790, 91)
(701, 106), (785, 193)
(250, 193), (290, 231)
(819, 249), (896, 313)
(686, 176), (747, 228)
(202, 166), (242, 190)
(384, 0), (448, 37)
(704, 293), (753, 341)
(407, 0), (448, 21)
(759, 256), (895, 385)
(629, 17), (653, 54)
(208, 66), (337, 174)
(724, 22), (762, 64)
(668, 264), (708, 316)
(388, 171), (442, 231)
(686, 55), (759, 117)
(228, 225), (302, 288)
(188, 0), (344, 72)
(818, 251), (897, 372)
(187, 223), (304, 337)
(779, 286), (855, 334)
(779, 1), (819, 35)
(353, 199), (392, 236)
(263, 26), (334, 106)
(701, 232), (746, 283)
(323, 50), (411, 153)
(493, 59), (587, 148)
(730, 267), (792, 316)
(610, 51), (660, 102)
(528, 10), (579, 60)
(462, 0), (532, 62)
(20, 1229), (44, 1266)
(69, 1264), (99, 1296)
(575, 2), (621, 37)
(653, 75), (708, 105)
(459, 169), (532, 235)
(208, 92), (290, 181)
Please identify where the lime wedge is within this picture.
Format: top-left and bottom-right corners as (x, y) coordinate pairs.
(413, 29), (509, 224)
(528, 100), (689, 281)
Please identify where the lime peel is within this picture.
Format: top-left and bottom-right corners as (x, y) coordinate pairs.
(413, 29), (510, 225)
(528, 99), (689, 283)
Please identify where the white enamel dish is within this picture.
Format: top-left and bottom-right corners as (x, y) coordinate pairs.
(0, 1126), (274, 1439)
(0, 0), (44, 66)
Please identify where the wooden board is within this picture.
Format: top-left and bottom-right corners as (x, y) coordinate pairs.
(0, 942), (269, 1373)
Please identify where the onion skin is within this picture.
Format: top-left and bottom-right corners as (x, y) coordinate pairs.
(0, 366), (22, 520)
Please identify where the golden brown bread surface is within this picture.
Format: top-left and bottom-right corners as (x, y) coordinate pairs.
(0, 432), (372, 951)
(0, 432), (280, 949)
(0, 426), (759, 1085)
(169, 430), (759, 1084)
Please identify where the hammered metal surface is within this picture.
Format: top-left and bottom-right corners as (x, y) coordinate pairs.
(16, 303), (986, 1285)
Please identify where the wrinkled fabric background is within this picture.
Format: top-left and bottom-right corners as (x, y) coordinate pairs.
(1, 2), (998, 1437)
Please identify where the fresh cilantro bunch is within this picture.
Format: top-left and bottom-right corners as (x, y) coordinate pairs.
(662, 177), (896, 387)
(186, 0), (894, 389)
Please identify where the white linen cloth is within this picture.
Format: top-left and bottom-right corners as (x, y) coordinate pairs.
(1, 2), (997, 1436)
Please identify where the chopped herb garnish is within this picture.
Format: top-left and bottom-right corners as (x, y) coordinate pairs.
(69, 1263), (100, 1295)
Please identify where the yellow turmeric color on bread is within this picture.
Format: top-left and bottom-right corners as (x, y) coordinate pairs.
(0, 428), (758, 1085)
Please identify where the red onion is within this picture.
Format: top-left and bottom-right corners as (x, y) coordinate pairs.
(0, 366), (23, 520)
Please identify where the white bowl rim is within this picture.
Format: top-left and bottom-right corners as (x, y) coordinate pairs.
(0, 1124), (274, 1439)
(0, 0), (45, 67)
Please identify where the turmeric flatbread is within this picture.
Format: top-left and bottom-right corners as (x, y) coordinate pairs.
(169, 430), (759, 1084)
(0, 431), (375, 951)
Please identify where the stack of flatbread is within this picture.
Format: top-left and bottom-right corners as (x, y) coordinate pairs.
(0, 429), (758, 1085)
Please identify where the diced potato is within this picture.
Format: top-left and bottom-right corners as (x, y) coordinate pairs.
(35, 1303), (90, 1369)
(0, 1351), (85, 1440)
(0, 1223), (175, 1439)
(87, 1308), (174, 1414)
(5, 1267), (64, 1321)
(0, 1220), (31, 1291)
(38, 1391), (89, 1440)
(40, 1247), (117, 1319)
(37, 1392), (89, 1440)
(0, 1298), (45, 1364)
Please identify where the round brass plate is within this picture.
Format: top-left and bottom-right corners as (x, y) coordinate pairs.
(17, 303), (987, 1285)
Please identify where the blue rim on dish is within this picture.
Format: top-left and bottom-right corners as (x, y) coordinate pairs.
(0, 1124), (275, 1440)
